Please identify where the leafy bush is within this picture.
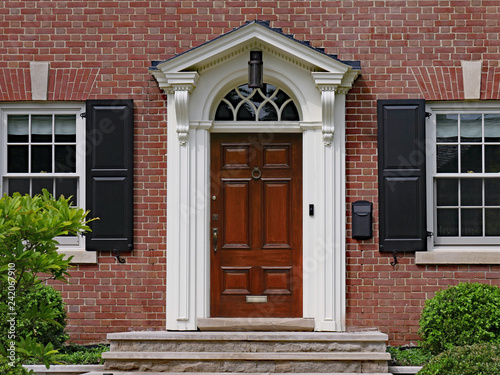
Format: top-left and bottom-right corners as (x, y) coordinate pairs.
(58, 344), (109, 365)
(0, 191), (91, 375)
(419, 282), (500, 354)
(0, 284), (68, 350)
(387, 346), (434, 366)
(417, 342), (500, 375)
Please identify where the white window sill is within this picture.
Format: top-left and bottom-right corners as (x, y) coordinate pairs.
(57, 249), (97, 264)
(416, 250), (500, 265)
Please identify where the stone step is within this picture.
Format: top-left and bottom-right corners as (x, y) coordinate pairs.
(103, 351), (391, 361)
(108, 331), (388, 353)
(102, 351), (391, 373)
(84, 373), (391, 375)
(103, 330), (391, 374)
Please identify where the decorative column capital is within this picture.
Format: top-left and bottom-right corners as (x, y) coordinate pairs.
(163, 72), (199, 145)
(164, 72), (199, 92)
(311, 73), (340, 146)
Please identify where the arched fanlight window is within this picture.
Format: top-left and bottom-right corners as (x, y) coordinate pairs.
(214, 83), (300, 121)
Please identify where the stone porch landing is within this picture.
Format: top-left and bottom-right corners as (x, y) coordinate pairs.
(85, 329), (391, 375)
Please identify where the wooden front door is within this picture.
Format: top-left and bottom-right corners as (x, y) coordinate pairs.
(210, 133), (302, 317)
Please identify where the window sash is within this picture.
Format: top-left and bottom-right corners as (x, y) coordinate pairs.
(0, 104), (85, 248)
(427, 103), (500, 248)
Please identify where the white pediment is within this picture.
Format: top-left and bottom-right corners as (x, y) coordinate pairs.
(151, 21), (360, 90)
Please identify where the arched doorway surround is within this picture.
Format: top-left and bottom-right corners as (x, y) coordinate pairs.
(151, 21), (360, 331)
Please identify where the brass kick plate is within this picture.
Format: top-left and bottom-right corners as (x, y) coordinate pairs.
(246, 296), (268, 303)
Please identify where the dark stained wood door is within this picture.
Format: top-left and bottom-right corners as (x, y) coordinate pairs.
(210, 133), (302, 317)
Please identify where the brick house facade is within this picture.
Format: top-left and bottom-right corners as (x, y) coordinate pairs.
(1, 1), (500, 347)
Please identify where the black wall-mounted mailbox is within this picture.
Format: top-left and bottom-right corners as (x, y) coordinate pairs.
(352, 200), (373, 240)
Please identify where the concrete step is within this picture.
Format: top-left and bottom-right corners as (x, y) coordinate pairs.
(108, 331), (388, 353)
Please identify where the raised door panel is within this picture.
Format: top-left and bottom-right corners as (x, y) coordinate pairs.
(222, 180), (251, 248)
(222, 144), (251, 169)
(262, 144), (291, 168)
(222, 267), (251, 295)
(262, 267), (292, 295)
(262, 180), (291, 248)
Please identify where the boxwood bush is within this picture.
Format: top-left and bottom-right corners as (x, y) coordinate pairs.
(419, 282), (500, 354)
(417, 342), (500, 375)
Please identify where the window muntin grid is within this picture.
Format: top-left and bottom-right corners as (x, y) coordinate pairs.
(214, 83), (300, 122)
(5, 113), (79, 204)
(434, 112), (500, 245)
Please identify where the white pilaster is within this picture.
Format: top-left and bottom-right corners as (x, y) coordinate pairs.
(308, 75), (350, 331)
(164, 73), (201, 330)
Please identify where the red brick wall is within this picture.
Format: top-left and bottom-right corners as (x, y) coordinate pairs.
(2, 1), (500, 346)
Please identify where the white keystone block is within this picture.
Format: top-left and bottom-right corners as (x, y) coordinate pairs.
(461, 60), (482, 100)
(30, 61), (50, 100)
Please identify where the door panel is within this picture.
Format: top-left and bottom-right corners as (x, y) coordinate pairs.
(262, 144), (291, 168)
(211, 133), (302, 317)
(223, 145), (251, 169)
(222, 267), (251, 295)
(222, 180), (251, 248)
(262, 180), (291, 248)
(262, 267), (292, 294)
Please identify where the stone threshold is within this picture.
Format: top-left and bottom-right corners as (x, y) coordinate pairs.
(197, 317), (315, 331)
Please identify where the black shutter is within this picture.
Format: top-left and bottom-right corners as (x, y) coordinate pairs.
(377, 99), (427, 252)
(85, 99), (133, 252)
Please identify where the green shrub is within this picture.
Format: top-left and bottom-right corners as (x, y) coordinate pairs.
(387, 346), (434, 366)
(417, 342), (500, 375)
(0, 191), (91, 374)
(59, 344), (109, 365)
(419, 282), (500, 354)
(0, 284), (69, 350)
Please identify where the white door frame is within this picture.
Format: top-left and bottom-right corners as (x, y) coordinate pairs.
(151, 22), (359, 331)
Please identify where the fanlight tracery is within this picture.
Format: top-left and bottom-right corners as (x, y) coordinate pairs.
(214, 84), (300, 121)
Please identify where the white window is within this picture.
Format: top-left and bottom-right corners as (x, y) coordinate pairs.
(427, 102), (500, 249)
(0, 103), (86, 250)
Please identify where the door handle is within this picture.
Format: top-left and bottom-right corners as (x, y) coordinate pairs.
(212, 228), (218, 252)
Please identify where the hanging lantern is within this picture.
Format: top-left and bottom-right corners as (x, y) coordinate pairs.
(248, 51), (263, 89)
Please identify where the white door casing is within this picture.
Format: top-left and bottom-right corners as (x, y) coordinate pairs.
(151, 21), (359, 331)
